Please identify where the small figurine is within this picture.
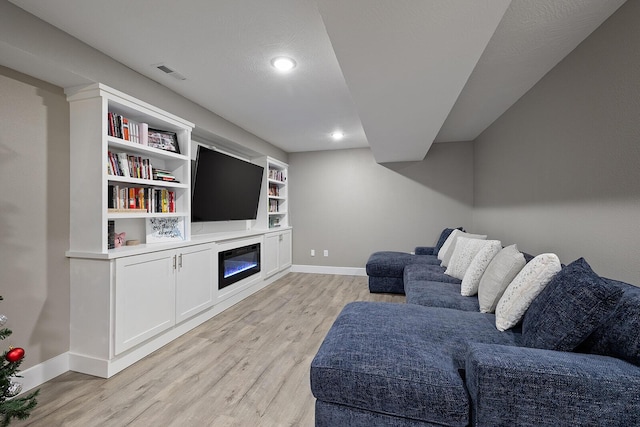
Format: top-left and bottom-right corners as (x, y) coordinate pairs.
(114, 232), (126, 248)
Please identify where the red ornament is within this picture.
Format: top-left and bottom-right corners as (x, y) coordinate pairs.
(5, 347), (25, 363)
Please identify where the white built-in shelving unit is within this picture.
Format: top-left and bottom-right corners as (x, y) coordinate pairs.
(266, 157), (289, 229)
(64, 84), (292, 379)
(66, 83), (193, 256)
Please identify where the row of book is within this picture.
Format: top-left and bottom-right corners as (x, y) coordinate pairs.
(153, 168), (179, 182)
(108, 185), (176, 213)
(268, 184), (280, 197)
(268, 169), (286, 182)
(107, 152), (179, 182)
(268, 217), (281, 228)
(108, 112), (149, 145)
(108, 151), (153, 179)
(268, 199), (281, 213)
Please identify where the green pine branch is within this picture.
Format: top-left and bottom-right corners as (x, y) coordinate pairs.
(0, 296), (39, 426)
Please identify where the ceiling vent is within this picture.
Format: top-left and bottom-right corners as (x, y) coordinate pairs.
(154, 63), (187, 81)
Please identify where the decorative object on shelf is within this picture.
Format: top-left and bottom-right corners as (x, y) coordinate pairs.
(114, 232), (126, 248)
(126, 240), (140, 246)
(147, 128), (180, 153)
(146, 217), (185, 243)
(0, 296), (39, 426)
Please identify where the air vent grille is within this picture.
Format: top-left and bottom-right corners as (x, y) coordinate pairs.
(154, 63), (187, 81)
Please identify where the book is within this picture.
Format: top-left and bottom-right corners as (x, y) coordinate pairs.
(168, 191), (175, 213)
(140, 122), (148, 146)
(117, 153), (130, 177)
(108, 220), (115, 249)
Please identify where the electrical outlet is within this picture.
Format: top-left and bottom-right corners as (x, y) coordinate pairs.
(323, 250), (329, 257)
(310, 249), (315, 256)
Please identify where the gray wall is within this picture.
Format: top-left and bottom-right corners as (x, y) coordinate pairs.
(0, 66), (70, 369)
(289, 143), (474, 268)
(473, 0), (640, 284)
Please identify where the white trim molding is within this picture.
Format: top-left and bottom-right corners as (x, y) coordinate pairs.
(15, 352), (69, 394)
(291, 265), (366, 276)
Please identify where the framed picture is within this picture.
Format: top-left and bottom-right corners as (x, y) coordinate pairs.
(146, 217), (184, 243)
(147, 128), (180, 153)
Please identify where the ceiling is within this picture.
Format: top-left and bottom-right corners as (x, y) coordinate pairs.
(7, 0), (627, 162)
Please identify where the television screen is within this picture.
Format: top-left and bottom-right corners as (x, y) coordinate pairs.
(191, 146), (264, 222)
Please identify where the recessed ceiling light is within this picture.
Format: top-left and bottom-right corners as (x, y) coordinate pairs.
(271, 57), (297, 72)
(331, 131), (344, 141)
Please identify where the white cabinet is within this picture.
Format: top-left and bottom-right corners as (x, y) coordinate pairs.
(115, 251), (176, 354)
(264, 230), (292, 278)
(279, 230), (292, 269)
(175, 244), (216, 323)
(264, 233), (280, 277)
(114, 244), (215, 354)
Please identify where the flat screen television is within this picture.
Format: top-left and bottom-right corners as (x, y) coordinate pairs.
(191, 146), (264, 222)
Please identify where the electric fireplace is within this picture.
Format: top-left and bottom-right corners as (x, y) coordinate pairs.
(218, 243), (261, 289)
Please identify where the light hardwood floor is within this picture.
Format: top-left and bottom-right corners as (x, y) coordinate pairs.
(16, 273), (404, 427)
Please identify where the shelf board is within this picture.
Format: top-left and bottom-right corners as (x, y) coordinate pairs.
(268, 211), (287, 216)
(107, 175), (188, 189)
(268, 195), (286, 200)
(107, 211), (189, 219)
(268, 178), (286, 186)
(108, 137), (188, 161)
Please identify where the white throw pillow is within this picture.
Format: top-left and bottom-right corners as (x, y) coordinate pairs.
(437, 229), (462, 261)
(495, 253), (562, 331)
(445, 238), (492, 280)
(440, 232), (487, 268)
(477, 245), (526, 313)
(461, 240), (502, 296)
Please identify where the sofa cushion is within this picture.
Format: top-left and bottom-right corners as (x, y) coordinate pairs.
(437, 230), (487, 266)
(578, 277), (640, 366)
(404, 264), (462, 285)
(445, 237), (492, 280)
(495, 254), (562, 331)
(406, 280), (480, 312)
(523, 258), (625, 352)
(434, 227), (464, 255)
(461, 240), (502, 296)
(366, 251), (440, 278)
(368, 276), (405, 294)
(478, 245), (526, 313)
(311, 302), (521, 426)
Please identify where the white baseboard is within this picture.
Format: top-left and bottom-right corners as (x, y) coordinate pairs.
(291, 264), (366, 276)
(15, 352), (69, 394)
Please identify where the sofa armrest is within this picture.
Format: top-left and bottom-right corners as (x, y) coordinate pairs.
(414, 246), (435, 255)
(465, 343), (640, 426)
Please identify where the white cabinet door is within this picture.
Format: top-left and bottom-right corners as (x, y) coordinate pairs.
(175, 244), (216, 323)
(264, 233), (280, 278)
(115, 251), (176, 355)
(279, 230), (292, 270)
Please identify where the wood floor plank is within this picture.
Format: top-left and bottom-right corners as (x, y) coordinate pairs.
(14, 273), (404, 426)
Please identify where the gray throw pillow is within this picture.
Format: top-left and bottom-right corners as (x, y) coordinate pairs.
(477, 245), (526, 313)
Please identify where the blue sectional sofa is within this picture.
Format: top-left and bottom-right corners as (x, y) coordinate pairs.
(311, 230), (640, 426)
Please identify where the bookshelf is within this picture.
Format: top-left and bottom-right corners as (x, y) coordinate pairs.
(266, 158), (288, 229)
(65, 84), (194, 254)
